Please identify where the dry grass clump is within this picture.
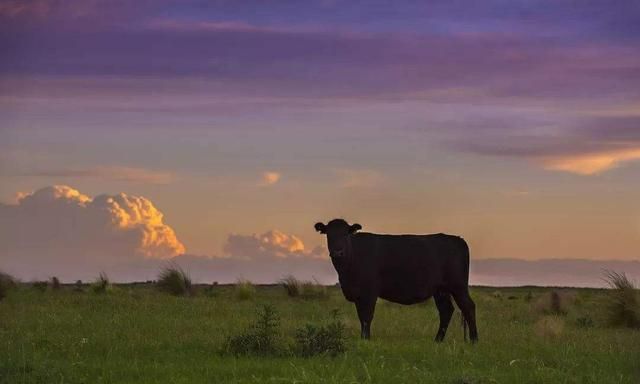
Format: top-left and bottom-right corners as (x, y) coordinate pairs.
(157, 265), (192, 296)
(92, 272), (111, 294)
(602, 270), (640, 329)
(533, 290), (574, 315)
(279, 275), (301, 297)
(235, 279), (256, 300)
(279, 276), (328, 300)
(534, 316), (565, 338)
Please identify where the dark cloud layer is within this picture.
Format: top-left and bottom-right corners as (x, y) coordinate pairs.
(1, 1), (639, 100)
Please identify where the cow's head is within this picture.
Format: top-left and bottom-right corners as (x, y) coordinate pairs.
(314, 219), (362, 259)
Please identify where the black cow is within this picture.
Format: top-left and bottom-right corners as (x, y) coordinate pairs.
(314, 218), (478, 343)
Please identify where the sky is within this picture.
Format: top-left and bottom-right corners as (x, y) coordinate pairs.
(1, 0), (639, 286)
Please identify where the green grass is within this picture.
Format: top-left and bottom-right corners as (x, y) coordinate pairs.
(0, 285), (639, 383)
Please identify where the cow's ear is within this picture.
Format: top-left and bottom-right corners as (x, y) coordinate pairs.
(314, 222), (327, 234)
(349, 223), (362, 233)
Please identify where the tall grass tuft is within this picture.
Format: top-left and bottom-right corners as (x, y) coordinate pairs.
(235, 279), (256, 300)
(157, 265), (192, 296)
(0, 271), (17, 301)
(92, 272), (111, 294)
(603, 270), (640, 329)
(279, 275), (301, 297)
(224, 304), (282, 356)
(50, 276), (61, 291)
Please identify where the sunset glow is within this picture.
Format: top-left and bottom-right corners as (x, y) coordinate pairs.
(1, 0), (639, 286)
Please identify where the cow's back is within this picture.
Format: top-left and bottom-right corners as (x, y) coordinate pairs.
(351, 232), (469, 304)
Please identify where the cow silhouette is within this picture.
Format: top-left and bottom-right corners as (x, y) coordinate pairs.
(315, 218), (478, 342)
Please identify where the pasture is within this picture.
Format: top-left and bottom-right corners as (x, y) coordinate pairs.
(1, 284), (639, 383)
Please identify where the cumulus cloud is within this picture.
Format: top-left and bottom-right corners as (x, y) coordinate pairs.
(0, 185), (185, 280)
(151, 231), (332, 284)
(223, 230), (323, 260)
(67, 230), (330, 284)
(260, 171), (281, 186)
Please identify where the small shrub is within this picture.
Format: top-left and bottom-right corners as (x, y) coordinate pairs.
(603, 270), (640, 329)
(294, 310), (347, 357)
(301, 279), (329, 300)
(157, 265), (192, 296)
(507, 295), (518, 300)
(235, 279), (256, 300)
(575, 316), (595, 328)
(279, 275), (301, 297)
(33, 281), (48, 292)
(534, 316), (565, 338)
(224, 304), (282, 356)
(51, 277), (61, 290)
(524, 291), (534, 302)
(0, 271), (17, 300)
(92, 272), (111, 294)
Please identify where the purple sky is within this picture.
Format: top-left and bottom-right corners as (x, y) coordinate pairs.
(1, 1), (639, 285)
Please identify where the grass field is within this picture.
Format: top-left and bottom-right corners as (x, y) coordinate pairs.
(1, 284), (639, 383)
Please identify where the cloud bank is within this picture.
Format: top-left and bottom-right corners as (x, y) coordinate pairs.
(0, 185), (185, 279)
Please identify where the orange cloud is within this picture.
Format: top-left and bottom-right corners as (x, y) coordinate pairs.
(542, 148), (640, 175)
(224, 230), (324, 260)
(260, 171), (281, 186)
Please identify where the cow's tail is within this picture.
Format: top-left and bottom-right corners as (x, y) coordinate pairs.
(456, 236), (471, 285)
(462, 314), (468, 342)
(458, 311), (468, 341)
(456, 236), (471, 341)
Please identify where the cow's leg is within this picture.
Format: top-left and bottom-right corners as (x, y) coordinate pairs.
(433, 292), (454, 342)
(355, 298), (377, 340)
(452, 288), (478, 343)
